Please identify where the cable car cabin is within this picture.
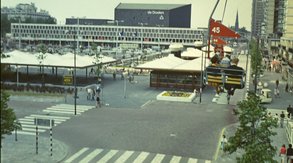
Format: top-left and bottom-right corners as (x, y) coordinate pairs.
(205, 66), (245, 90)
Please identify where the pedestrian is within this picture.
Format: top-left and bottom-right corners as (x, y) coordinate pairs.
(276, 79), (279, 88)
(280, 144), (286, 163)
(275, 87), (280, 98)
(280, 111), (285, 128)
(288, 105), (293, 119)
(113, 71), (116, 80)
(286, 83), (289, 92)
(287, 144), (293, 163)
(96, 95), (101, 108)
(86, 88), (91, 100)
(220, 134), (228, 150)
(92, 88), (95, 101)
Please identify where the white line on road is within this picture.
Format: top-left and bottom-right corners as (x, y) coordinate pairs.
(133, 152), (149, 163)
(115, 150), (134, 163)
(96, 150), (118, 163)
(151, 153), (165, 163)
(170, 156), (181, 163)
(79, 148), (103, 163)
(188, 158), (198, 163)
(64, 147), (89, 163)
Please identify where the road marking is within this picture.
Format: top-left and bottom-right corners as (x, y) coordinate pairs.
(12, 130), (35, 135)
(29, 114), (70, 120)
(64, 147), (89, 163)
(79, 148), (103, 163)
(151, 153), (165, 163)
(141, 100), (152, 108)
(133, 152), (149, 163)
(115, 150), (134, 163)
(188, 158), (198, 163)
(97, 149), (118, 163)
(43, 110), (81, 115)
(170, 156), (181, 163)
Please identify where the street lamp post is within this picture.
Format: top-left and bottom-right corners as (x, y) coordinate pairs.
(74, 18), (80, 115)
(16, 65), (19, 87)
(139, 23), (148, 52)
(200, 33), (205, 103)
(123, 71), (127, 98)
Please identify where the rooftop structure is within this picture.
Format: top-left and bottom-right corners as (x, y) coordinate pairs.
(114, 3), (191, 28)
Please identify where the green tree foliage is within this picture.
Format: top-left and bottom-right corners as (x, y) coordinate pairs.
(36, 43), (48, 86)
(1, 90), (21, 140)
(249, 39), (262, 74)
(91, 43), (102, 77)
(224, 92), (278, 162)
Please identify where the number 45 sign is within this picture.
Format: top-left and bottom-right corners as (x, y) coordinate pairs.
(209, 18), (240, 38)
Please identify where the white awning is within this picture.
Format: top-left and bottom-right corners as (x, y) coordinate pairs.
(135, 54), (209, 72)
(1, 50), (116, 68)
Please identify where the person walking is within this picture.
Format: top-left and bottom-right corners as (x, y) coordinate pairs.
(280, 111), (285, 128)
(220, 134), (228, 150)
(280, 144), (286, 163)
(288, 105), (293, 119)
(287, 144), (293, 163)
(96, 95), (101, 108)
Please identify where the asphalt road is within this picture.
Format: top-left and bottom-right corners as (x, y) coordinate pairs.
(53, 101), (237, 161)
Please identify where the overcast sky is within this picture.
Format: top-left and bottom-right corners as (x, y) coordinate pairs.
(1, 0), (252, 30)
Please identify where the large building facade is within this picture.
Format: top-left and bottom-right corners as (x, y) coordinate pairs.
(10, 23), (204, 48)
(251, 0), (265, 37)
(114, 3), (191, 28)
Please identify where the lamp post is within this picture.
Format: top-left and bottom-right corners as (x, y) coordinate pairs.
(16, 65), (19, 87)
(200, 33), (205, 103)
(107, 20), (124, 59)
(139, 23), (148, 52)
(18, 18), (21, 49)
(73, 18), (80, 115)
(123, 71), (127, 98)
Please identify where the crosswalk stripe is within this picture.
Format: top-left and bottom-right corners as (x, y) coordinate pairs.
(97, 150), (119, 163)
(43, 110), (81, 115)
(79, 148), (103, 163)
(115, 150), (134, 163)
(18, 118), (34, 121)
(205, 160), (212, 163)
(133, 152), (149, 163)
(151, 153), (165, 163)
(22, 116), (67, 123)
(29, 114), (70, 120)
(21, 124), (51, 129)
(64, 147), (89, 163)
(46, 107), (86, 112)
(50, 106), (90, 111)
(170, 156), (181, 163)
(188, 158), (198, 163)
(56, 104), (93, 109)
(21, 127), (46, 132)
(12, 130), (36, 135)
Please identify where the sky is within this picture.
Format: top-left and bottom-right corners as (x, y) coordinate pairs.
(1, 0), (252, 30)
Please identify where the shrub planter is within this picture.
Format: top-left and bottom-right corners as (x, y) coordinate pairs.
(156, 91), (195, 102)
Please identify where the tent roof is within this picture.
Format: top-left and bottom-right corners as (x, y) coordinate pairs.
(135, 54), (209, 72)
(181, 48), (203, 58)
(1, 50), (116, 68)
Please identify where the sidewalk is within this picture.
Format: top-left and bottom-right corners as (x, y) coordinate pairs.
(215, 122), (289, 162)
(1, 134), (68, 163)
(215, 57), (292, 162)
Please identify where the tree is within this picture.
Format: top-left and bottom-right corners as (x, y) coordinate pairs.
(36, 43), (48, 86)
(1, 90), (21, 141)
(91, 43), (102, 78)
(224, 92), (278, 162)
(249, 39), (262, 75)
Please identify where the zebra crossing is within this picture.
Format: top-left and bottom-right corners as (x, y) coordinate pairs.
(13, 104), (94, 135)
(64, 148), (212, 163)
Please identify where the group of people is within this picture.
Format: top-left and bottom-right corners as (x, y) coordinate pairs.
(279, 144), (293, 163)
(86, 85), (101, 108)
(206, 53), (245, 97)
